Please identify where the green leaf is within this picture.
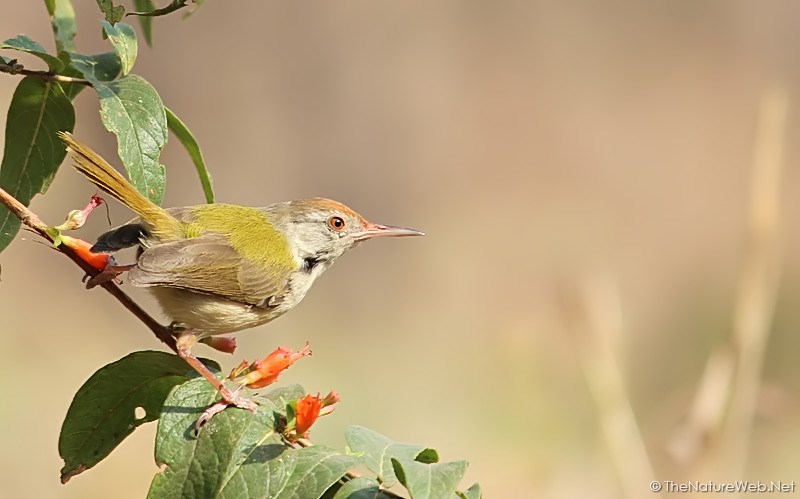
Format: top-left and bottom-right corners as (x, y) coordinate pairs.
(0, 77), (74, 253)
(96, 0), (125, 24)
(391, 459), (468, 499)
(276, 446), (358, 499)
(67, 52), (123, 82)
(345, 425), (438, 488)
(332, 477), (384, 499)
(132, 0), (156, 46)
(166, 106), (214, 203)
(457, 483), (482, 499)
(61, 51), (121, 100)
(58, 351), (219, 483)
(101, 21), (137, 75)
(1, 35), (64, 71)
(46, 0), (77, 53)
(149, 377), (282, 499)
(67, 63), (168, 203)
(96, 76), (167, 203)
(149, 379), (355, 499)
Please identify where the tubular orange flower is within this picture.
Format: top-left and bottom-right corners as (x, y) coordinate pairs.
(234, 343), (312, 389)
(293, 391), (339, 437)
(59, 235), (111, 271)
(294, 394), (323, 436)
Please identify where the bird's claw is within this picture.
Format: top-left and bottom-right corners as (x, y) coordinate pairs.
(194, 388), (258, 434)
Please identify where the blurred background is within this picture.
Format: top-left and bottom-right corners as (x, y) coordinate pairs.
(2, 1), (800, 498)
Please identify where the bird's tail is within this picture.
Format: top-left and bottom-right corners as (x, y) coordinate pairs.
(58, 132), (182, 240)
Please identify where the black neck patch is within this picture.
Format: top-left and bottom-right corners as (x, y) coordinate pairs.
(303, 256), (322, 272)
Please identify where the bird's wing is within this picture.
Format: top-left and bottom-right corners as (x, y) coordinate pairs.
(128, 236), (289, 306)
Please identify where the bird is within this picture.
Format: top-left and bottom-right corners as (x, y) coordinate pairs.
(58, 132), (423, 412)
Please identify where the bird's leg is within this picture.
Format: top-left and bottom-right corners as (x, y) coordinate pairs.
(175, 333), (258, 414)
(84, 260), (137, 289)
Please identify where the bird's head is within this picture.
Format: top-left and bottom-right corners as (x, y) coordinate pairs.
(270, 197), (424, 269)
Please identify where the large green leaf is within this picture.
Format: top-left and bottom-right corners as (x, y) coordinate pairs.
(149, 379), (356, 499)
(96, 75), (167, 203)
(45, 0), (77, 53)
(166, 106), (214, 203)
(1, 35), (64, 71)
(0, 77), (74, 253)
(345, 425), (438, 488)
(68, 60), (168, 203)
(132, 0), (156, 46)
(102, 20), (137, 75)
(391, 459), (468, 499)
(62, 51), (121, 99)
(58, 351), (219, 483)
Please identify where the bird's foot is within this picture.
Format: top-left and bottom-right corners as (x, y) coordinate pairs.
(220, 385), (258, 412)
(84, 260), (136, 289)
(195, 386), (257, 433)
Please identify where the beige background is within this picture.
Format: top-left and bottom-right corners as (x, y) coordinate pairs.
(2, 2), (800, 498)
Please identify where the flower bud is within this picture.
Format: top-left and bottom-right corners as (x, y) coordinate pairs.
(56, 195), (104, 231)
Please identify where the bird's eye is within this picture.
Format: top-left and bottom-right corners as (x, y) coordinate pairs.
(327, 216), (346, 231)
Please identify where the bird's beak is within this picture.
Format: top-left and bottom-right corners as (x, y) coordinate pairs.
(353, 222), (425, 241)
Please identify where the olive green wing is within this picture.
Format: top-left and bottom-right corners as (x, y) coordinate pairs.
(128, 236), (289, 307)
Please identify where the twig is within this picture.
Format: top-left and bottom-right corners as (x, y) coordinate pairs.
(0, 63), (92, 86)
(126, 0), (191, 18)
(290, 438), (406, 498)
(0, 186), (177, 352)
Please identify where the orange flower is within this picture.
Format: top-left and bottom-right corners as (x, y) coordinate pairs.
(59, 235), (111, 271)
(294, 391), (339, 437)
(232, 344), (312, 389)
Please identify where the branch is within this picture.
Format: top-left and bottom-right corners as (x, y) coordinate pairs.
(126, 0), (191, 18)
(0, 186), (177, 353)
(0, 63), (92, 86)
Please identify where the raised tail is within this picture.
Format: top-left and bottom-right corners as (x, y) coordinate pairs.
(58, 132), (183, 240)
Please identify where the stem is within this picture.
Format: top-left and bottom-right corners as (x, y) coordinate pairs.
(0, 63), (92, 86)
(0, 186), (177, 352)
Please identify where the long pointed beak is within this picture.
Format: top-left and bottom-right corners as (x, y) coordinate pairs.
(354, 223), (425, 241)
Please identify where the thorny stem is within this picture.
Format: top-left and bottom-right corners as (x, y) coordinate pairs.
(0, 186), (178, 353)
(0, 63), (92, 86)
